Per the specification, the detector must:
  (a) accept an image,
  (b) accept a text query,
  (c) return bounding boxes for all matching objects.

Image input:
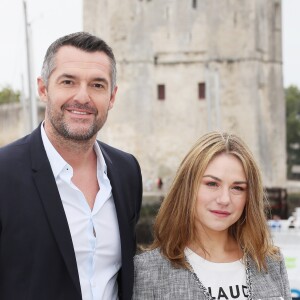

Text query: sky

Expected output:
[0,0,82,94]
[0,0,299,96]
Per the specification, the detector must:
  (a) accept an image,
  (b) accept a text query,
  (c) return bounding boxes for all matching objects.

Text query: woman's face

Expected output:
[195,153,247,235]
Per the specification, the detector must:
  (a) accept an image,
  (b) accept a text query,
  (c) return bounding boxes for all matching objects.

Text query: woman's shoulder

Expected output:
[265,249,285,270]
[134,248,168,266]
[133,248,174,283]
[249,250,291,300]
[248,248,284,270]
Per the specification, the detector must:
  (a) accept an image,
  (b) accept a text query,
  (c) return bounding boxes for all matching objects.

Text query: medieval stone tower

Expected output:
[83,0,286,192]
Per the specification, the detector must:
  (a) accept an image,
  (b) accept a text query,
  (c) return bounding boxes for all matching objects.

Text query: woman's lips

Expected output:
[210,210,230,217]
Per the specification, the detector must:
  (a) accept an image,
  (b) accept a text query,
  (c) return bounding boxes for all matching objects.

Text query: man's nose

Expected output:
[73,85,91,103]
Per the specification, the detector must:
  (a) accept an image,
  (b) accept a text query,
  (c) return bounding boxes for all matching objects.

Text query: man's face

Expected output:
[38,45,117,142]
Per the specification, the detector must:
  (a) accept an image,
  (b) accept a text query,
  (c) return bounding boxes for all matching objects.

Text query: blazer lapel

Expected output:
[100,145,131,251]
[29,127,82,297]
[101,146,129,232]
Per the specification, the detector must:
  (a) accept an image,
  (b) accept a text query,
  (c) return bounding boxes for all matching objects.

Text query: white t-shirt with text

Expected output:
[185,248,248,300]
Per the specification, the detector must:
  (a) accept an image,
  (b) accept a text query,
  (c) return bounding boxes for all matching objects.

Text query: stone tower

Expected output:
[83,0,286,192]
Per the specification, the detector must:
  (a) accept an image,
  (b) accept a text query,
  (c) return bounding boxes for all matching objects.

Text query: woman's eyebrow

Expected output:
[203,175,221,181]
[203,175,247,185]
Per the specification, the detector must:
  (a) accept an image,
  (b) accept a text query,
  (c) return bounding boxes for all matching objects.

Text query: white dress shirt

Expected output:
[41,125,121,300]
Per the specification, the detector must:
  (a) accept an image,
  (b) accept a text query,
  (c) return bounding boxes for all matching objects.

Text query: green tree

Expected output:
[286,85,300,178]
[0,86,20,104]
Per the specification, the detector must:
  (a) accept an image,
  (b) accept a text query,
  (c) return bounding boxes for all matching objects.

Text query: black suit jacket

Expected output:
[0,125,142,300]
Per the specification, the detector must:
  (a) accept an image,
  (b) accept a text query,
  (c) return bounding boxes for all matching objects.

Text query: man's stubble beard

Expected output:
[46,98,109,142]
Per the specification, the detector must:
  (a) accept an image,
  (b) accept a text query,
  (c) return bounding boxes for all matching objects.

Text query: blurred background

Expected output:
[0,0,300,296]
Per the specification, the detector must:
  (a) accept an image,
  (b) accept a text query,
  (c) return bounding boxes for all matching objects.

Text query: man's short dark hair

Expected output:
[41,32,116,91]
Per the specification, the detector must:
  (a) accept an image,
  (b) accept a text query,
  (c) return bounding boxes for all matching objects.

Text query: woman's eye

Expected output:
[207,182,218,187]
[232,186,245,192]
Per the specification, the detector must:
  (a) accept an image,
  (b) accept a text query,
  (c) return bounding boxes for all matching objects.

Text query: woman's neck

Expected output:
[188,231,243,263]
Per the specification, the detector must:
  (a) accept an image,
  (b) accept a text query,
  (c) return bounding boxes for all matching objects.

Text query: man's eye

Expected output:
[93,83,104,89]
[62,80,73,85]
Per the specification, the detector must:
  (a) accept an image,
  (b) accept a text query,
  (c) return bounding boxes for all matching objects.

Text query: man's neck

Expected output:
[45,125,97,167]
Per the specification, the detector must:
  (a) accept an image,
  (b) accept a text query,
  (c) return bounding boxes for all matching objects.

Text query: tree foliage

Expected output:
[286,85,300,178]
[0,86,20,104]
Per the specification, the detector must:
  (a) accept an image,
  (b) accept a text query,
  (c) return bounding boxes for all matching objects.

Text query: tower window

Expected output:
[198,82,205,99]
[158,84,165,100]
[192,0,197,9]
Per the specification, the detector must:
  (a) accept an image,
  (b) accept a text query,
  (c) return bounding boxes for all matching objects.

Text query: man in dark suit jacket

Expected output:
[0,32,142,300]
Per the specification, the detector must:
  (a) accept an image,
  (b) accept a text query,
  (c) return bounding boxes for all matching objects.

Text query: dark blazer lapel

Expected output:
[101,146,130,240]
[100,145,133,259]
[29,127,82,297]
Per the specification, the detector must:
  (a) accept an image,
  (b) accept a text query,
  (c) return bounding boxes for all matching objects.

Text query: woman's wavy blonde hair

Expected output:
[151,132,278,271]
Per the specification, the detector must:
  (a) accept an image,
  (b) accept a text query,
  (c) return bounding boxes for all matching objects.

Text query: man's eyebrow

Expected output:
[93,77,109,85]
[56,73,77,81]
[56,74,109,85]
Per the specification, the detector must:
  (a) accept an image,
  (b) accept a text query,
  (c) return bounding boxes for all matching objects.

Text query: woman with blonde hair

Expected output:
[133,132,291,300]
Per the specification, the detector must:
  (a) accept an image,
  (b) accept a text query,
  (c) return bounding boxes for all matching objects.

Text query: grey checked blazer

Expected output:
[132,248,292,300]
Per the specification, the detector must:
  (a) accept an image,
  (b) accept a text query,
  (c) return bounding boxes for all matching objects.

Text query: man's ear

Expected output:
[37,77,48,103]
[108,86,118,110]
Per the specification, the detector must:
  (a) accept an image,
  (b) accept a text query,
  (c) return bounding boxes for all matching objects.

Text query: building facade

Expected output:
[83,0,286,192]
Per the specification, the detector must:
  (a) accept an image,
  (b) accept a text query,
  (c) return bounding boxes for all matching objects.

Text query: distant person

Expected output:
[270,214,282,231]
[288,218,296,229]
[133,132,291,300]
[157,177,163,190]
[0,32,142,300]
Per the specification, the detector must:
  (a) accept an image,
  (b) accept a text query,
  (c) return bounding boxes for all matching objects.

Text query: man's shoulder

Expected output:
[97,140,132,158]
[97,141,141,169]
[0,126,41,155]
[0,127,42,168]
[0,134,31,157]
[0,134,34,180]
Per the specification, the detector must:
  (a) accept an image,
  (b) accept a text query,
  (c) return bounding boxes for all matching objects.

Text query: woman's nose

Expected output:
[216,188,230,205]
